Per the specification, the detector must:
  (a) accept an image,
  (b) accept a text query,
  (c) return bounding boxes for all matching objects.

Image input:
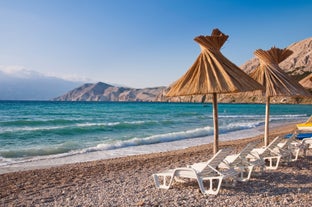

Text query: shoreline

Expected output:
[0,122,297,175]
[1,123,311,206]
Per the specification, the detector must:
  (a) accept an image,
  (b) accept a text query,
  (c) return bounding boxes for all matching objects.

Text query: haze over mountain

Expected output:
[0,68,82,100]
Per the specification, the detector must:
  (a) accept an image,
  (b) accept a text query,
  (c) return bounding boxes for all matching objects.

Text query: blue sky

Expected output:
[0,0,311,88]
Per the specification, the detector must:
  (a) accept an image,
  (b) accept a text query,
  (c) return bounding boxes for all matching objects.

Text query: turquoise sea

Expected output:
[0,101,311,172]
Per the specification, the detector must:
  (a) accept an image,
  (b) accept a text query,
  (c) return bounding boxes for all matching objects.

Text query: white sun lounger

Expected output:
[152,148,238,195]
[248,136,288,170]
[282,132,310,161]
[219,140,264,182]
[274,135,295,162]
[302,137,312,153]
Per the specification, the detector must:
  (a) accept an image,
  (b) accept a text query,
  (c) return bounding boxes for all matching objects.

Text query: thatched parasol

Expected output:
[166,29,263,154]
[250,47,311,146]
[299,73,312,90]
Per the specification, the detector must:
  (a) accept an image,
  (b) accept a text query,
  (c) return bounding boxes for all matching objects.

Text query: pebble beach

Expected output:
[1,124,311,207]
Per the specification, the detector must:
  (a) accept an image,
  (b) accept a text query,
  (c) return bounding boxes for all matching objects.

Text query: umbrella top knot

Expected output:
[254,47,293,66]
[194,28,229,51]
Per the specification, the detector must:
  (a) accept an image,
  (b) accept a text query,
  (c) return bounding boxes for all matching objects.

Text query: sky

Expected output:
[0,0,311,88]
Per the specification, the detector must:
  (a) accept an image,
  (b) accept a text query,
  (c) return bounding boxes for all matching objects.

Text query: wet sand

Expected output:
[1,124,311,206]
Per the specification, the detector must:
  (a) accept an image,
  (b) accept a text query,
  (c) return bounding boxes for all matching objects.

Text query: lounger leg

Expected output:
[265,157,280,170]
[197,177,223,195]
[259,165,265,174]
[236,166,250,182]
[303,148,307,157]
[300,145,309,159]
[289,151,293,162]
[292,149,299,161]
[152,173,174,189]
[253,159,265,175]
[241,166,254,181]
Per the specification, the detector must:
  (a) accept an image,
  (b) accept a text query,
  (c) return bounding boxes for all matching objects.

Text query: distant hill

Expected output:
[53,82,166,102]
[54,37,312,103]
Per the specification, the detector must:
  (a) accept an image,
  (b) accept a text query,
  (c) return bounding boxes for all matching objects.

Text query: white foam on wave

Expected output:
[0,120,149,134]
[76,122,120,127]
[76,120,148,127]
[88,126,214,151]
[226,120,263,130]
[219,114,264,118]
[0,125,67,133]
[269,114,307,121]
[87,118,268,152]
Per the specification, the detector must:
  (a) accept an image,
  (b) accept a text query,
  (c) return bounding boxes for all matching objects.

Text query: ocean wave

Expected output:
[0,120,154,134]
[0,125,67,133]
[218,114,264,118]
[86,118,269,152]
[76,122,121,127]
[0,141,81,159]
[0,119,78,127]
[76,120,147,127]
[226,120,264,130]
[218,114,306,119]
[269,114,308,120]
[85,126,214,151]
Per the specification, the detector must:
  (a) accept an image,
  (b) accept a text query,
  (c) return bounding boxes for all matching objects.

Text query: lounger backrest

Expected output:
[279,133,297,150]
[231,140,260,166]
[303,138,312,148]
[260,136,284,157]
[267,136,284,149]
[199,148,233,175]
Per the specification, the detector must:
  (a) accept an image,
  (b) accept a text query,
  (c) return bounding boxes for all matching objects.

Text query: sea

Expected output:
[0,101,311,173]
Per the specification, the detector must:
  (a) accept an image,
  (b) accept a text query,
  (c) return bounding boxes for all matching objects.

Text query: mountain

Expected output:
[53,82,166,101]
[0,69,82,100]
[241,37,312,79]
[54,37,312,103]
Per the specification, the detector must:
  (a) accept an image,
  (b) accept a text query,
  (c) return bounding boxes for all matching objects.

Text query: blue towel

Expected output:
[285,133,312,140]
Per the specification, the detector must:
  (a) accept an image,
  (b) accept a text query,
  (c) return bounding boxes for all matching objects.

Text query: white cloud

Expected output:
[44,72,95,83]
[0,65,91,83]
[0,65,43,79]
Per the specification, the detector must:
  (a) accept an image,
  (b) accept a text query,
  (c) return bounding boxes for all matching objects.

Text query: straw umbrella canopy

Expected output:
[166,29,263,154]
[299,73,312,90]
[250,47,311,146]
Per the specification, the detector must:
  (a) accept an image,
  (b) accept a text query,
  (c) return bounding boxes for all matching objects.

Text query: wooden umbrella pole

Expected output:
[212,93,218,154]
[264,96,270,147]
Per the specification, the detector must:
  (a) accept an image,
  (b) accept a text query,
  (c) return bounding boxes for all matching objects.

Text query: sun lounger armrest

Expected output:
[237,155,253,165]
[172,167,201,179]
[175,167,197,171]
[249,151,261,160]
[206,164,223,175]
[221,159,231,168]
[188,162,208,172]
